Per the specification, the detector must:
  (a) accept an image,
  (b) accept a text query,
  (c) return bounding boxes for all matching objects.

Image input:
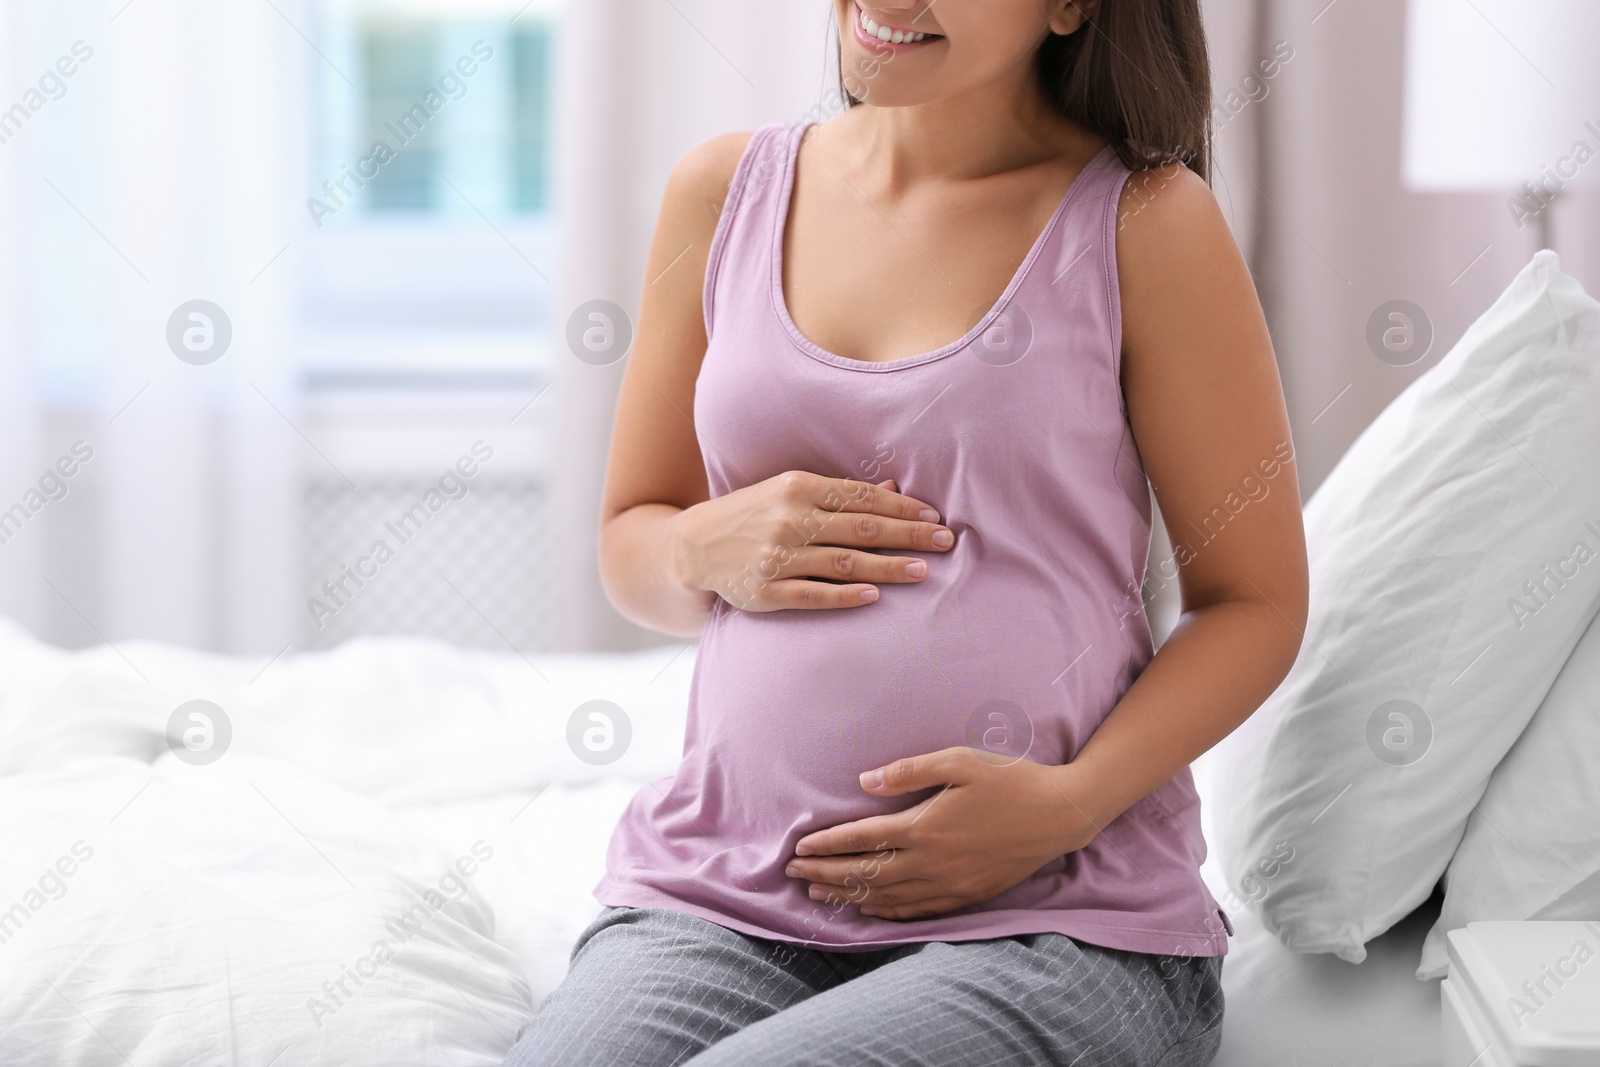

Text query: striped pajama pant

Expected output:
[503,906,1224,1066]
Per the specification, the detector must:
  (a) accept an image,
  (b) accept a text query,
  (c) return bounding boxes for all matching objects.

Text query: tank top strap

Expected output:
[1027,143,1137,373]
[702,121,798,340]
[1075,144,1138,271]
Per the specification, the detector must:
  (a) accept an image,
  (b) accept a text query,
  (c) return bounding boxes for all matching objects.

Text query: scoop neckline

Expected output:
[769,119,1114,373]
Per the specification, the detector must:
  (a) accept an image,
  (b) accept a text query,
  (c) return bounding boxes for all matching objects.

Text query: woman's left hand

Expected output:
[784,748,1105,921]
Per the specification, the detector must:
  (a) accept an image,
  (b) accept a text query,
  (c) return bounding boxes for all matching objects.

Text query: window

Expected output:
[361,26,441,211]
[511,24,553,212]
[305,2,560,344]
[316,3,557,221]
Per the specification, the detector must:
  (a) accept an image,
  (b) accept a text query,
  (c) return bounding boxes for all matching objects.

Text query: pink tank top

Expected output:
[595,118,1231,957]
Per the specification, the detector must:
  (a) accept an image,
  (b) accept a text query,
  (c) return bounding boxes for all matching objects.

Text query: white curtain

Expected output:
[0,7,36,625]
[0,0,304,652]
[0,4,48,632]
[1205,0,1598,490]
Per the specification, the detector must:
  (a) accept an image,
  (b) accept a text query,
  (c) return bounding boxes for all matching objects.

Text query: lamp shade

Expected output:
[1402,0,1600,191]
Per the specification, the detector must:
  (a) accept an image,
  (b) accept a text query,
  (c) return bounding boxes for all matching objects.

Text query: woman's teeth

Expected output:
[858,8,933,43]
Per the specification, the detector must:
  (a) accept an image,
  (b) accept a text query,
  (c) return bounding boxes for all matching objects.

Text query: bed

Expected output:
[0,619,1441,1066]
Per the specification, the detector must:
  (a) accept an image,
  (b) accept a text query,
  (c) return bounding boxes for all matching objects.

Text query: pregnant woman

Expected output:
[507,0,1306,1063]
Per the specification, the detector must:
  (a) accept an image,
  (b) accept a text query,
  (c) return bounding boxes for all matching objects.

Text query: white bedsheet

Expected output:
[1195,751,1442,1065]
[0,753,535,1066]
[1215,899,1442,1066]
[0,619,1441,1065]
[0,622,694,1067]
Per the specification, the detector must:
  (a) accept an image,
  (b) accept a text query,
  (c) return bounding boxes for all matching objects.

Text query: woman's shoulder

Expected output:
[672,130,758,187]
[662,130,762,225]
[1113,158,1231,290]
[1115,159,1214,234]
[1112,156,1255,364]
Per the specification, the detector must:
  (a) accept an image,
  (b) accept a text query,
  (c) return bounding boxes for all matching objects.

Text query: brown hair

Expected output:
[840,1,1213,182]
[1040,0,1212,180]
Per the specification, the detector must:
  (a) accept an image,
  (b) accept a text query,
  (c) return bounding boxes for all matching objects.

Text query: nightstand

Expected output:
[1442,921,1600,1066]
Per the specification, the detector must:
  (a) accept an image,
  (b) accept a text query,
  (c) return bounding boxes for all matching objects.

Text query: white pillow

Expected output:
[1212,251,1600,962]
[0,754,532,1066]
[1418,607,1600,977]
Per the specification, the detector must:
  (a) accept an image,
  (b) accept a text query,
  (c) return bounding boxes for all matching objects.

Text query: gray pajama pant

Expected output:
[503,906,1224,1066]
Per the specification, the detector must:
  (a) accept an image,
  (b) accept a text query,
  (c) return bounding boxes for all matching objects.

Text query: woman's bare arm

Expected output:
[596,132,748,637]
[1064,163,1309,826]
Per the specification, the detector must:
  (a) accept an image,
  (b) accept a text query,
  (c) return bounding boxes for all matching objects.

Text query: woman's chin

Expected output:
[837,76,938,109]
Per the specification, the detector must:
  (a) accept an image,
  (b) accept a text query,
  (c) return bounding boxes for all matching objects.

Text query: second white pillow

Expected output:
[1418,606,1600,978]
[1212,251,1600,962]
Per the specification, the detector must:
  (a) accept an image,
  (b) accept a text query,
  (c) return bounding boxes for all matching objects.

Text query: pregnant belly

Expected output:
[687,582,1085,839]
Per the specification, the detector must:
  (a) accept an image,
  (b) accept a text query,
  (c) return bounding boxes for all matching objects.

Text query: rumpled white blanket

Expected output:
[0,617,693,1067]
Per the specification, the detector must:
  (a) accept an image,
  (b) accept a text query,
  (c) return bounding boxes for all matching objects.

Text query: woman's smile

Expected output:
[853,2,945,52]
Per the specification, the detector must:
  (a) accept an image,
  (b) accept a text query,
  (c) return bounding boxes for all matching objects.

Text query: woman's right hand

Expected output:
[667,472,955,612]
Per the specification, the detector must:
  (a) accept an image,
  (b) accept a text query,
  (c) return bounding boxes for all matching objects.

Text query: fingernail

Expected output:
[860,768,884,789]
[932,529,954,548]
[785,864,802,878]
[918,508,939,523]
[795,844,813,856]
[858,587,879,603]
[906,560,927,578]
[808,886,827,901]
